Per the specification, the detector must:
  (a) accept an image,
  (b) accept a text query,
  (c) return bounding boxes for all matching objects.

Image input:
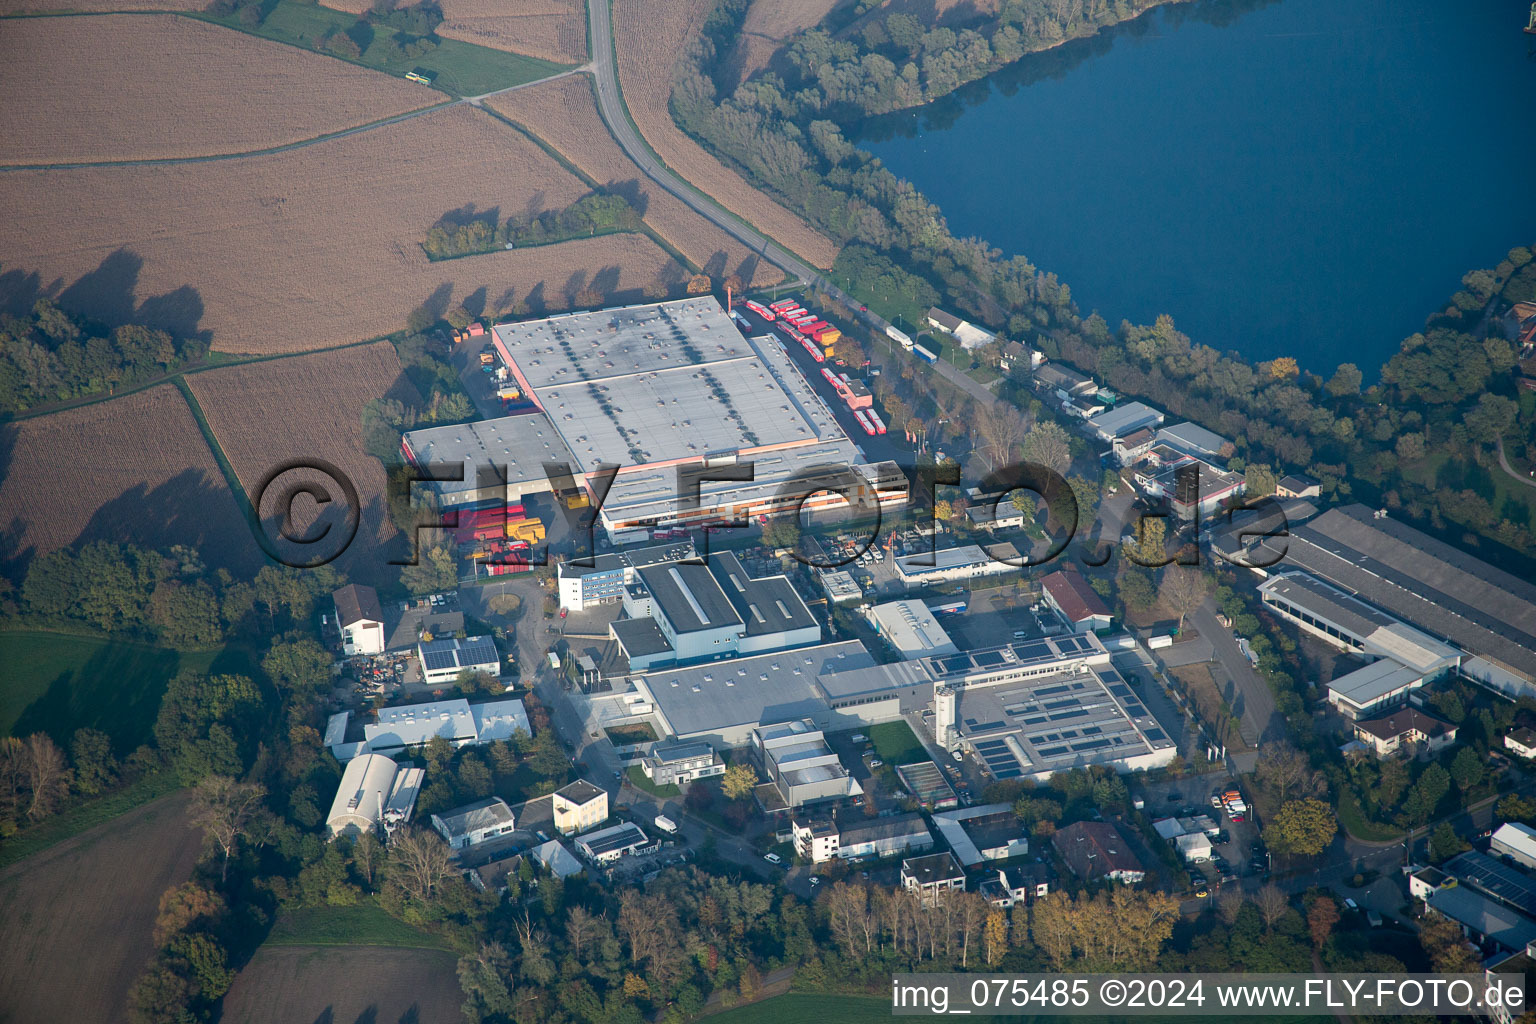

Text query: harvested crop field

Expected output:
[0,384,256,573]
[0,0,202,11]
[490,76,779,286]
[731,0,840,83]
[0,14,438,166]
[0,105,689,355]
[220,946,462,1024]
[611,0,839,269]
[324,0,587,63]
[0,791,198,1024]
[186,341,416,582]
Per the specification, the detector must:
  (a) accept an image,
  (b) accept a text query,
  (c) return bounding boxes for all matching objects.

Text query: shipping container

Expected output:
[769,298,799,311]
[886,325,913,349]
[743,300,775,321]
[853,409,877,435]
[914,343,940,364]
[799,336,826,363]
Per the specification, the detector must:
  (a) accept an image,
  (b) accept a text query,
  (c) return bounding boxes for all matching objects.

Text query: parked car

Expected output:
[764,852,783,865]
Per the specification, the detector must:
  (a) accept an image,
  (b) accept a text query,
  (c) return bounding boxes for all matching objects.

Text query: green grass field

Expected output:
[0,631,236,753]
[703,993,1325,1024]
[265,904,458,952]
[196,1,569,97]
[868,720,927,765]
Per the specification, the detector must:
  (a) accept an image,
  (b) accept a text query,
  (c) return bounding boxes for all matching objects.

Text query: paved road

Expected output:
[1189,600,1282,746]
[581,0,1014,418]
[1497,439,1536,489]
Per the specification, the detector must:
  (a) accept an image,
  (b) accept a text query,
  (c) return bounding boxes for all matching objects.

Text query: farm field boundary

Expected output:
[478,101,701,274]
[187,0,571,97]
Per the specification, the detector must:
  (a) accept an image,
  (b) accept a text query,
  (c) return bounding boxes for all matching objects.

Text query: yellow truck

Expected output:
[508,517,546,543]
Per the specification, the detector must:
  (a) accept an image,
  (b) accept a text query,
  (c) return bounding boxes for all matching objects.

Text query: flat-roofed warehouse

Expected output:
[1256,505,1536,695]
[931,634,1177,780]
[484,297,906,541]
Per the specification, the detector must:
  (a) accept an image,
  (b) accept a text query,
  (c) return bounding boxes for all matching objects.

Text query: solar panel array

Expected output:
[1447,851,1536,917]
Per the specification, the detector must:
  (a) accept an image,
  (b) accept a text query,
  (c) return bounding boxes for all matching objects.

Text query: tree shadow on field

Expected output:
[459,286,488,318]
[604,178,648,217]
[398,1006,421,1024]
[352,1007,378,1024]
[703,251,728,280]
[432,203,500,232]
[11,642,181,754]
[77,468,263,575]
[591,266,620,297]
[310,1010,334,1024]
[0,250,210,348]
[525,282,546,314]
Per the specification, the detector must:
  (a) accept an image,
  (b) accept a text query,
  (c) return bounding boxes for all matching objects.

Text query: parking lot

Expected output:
[1134,773,1268,891]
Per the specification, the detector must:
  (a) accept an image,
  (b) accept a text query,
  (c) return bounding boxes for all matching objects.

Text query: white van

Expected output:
[654,815,678,835]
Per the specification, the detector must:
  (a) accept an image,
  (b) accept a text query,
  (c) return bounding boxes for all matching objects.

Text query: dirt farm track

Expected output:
[0,791,198,1024]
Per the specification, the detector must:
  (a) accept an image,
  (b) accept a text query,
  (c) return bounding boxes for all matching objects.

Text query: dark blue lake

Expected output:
[858,0,1536,376]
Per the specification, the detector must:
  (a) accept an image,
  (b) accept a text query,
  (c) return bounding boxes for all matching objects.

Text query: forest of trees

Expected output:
[423,194,643,261]
[0,299,208,413]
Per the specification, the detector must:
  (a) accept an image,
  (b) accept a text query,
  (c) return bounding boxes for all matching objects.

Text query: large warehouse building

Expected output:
[621,631,1174,781]
[1249,505,1536,697]
[403,298,906,541]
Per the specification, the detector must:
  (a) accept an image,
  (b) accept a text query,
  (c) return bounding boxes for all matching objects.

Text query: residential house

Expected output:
[1352,708,1457,756]
[1276,474,1321,500]
[552,780,609,836]
[1112,428,1158,466]
[641,741,725,787]
[978,864,1052,908]
[901,852,966,903]
[1506,728,1536,759]
[334,584,385,656]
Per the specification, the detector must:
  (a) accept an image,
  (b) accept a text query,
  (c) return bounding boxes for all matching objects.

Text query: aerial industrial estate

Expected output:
[5,1,1536,1022]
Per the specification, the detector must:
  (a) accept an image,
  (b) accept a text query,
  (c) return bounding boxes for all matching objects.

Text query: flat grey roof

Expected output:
[636,642,872,737]
[954,660,1173,779]
[1327,658,1426,707]
[493,298,847,470]
[709,551,816,636]
[1260,572,1458,674]
[401,412,568,496]
[650,740,715,763]
[556,779,605,805]
[611,617,674,658]
[1155,421,1231,456]
[839,812,930,844]
[560,541,697,579]
[1278,505,1536,681]
[638,562,741,634]
[1089,401,1163,439]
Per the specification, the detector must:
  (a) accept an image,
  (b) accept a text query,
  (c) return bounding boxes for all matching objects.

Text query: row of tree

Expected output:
[423,194,643,261]
[0,298,207,413]
[16,540,342,647]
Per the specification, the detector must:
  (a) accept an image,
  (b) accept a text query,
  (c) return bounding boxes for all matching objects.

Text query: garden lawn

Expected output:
[0,631,232,753]
[627,764,680,798]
